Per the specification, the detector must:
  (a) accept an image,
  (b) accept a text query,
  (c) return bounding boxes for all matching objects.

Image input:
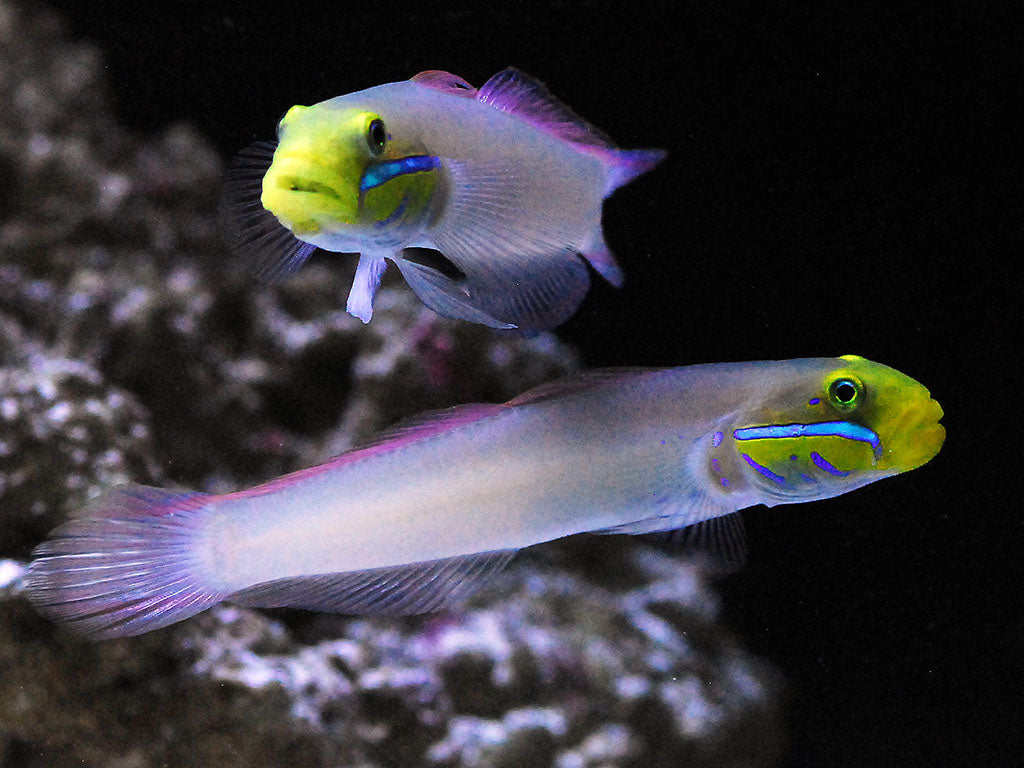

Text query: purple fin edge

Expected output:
[599,147,668,197]
[412,70,478,98]
[24,486,224,639]
[231,403,508,499]
[475,68,666,196]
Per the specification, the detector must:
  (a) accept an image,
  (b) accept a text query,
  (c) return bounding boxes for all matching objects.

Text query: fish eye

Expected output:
[367,118,386,155]
[828,377,863,410]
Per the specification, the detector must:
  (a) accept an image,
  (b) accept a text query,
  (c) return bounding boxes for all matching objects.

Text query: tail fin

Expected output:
[24,485,225,639]
[602,147,667,197]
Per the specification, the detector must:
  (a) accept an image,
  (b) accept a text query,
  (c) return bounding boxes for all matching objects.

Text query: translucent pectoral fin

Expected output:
[221,141,318,281]
[395,255,517,329]
[601,511,747,575]
[230,550,517,615]
[420,159,593,331]
[648,513,747,575]
[345,254,389,323]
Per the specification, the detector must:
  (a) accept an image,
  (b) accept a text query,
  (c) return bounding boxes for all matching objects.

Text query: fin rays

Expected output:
[221,141,318,281]
[219,69,663,329]
[23,485,224,639]
[232,550,516,615]
[412,159,593,330]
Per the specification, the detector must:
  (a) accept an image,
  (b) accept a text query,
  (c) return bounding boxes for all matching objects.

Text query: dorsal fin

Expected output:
[508,367,662,407]
[412,70,478,98]
[232,402,507,499]
[477,67,616,151]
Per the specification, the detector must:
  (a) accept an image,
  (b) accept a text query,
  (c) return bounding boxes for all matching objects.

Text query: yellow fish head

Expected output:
[261,104,439,241]
[832,355,945,474]
[728,356,944,502]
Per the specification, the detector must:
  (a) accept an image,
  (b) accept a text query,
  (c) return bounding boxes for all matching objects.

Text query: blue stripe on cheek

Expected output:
[733,420,882,460]
[807,421,881,460]
[741,453,787,486]
[811,451,851,477]
[360,155,441,193]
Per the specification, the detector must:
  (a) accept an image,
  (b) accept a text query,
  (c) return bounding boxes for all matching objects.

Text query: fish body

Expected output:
[25,356,944,638]
[222,68,666,330]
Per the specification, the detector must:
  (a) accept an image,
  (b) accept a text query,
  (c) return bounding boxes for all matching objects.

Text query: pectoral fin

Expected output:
[407,158,592,331]
[221,141,318,281]
[602,512,747,575]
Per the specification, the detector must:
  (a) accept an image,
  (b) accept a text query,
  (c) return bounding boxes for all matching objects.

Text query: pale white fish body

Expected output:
[205,368,752,592]
[306,81,607,257]
[24,357,944,638]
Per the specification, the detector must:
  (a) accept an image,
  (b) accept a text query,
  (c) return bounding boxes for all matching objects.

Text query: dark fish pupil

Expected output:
[832,381,857,403]
[368,119,386,153]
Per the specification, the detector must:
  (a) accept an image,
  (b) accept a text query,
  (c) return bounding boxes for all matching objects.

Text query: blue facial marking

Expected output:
[741,453,787,486]
[811,451,850,477]
[360,155,440,193]
[809,397,821,405]
[713,431,723,447]
[733,420,881,460]
[373,191,410,228]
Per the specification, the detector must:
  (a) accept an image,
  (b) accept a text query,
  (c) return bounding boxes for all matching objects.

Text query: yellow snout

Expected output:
[876,396,945,472]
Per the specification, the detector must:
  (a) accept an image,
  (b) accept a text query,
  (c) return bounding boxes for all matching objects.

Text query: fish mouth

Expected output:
[878,396,945,472]
[266,155,344,199]
[261,154,357,232]
[275,176,342,199]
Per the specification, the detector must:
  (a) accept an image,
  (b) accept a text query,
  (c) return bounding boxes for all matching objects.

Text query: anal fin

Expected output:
[230,550,517,615]
[395,256,516,329]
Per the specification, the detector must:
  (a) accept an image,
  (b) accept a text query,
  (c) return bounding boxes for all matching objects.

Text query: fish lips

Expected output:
[875,396,945,472]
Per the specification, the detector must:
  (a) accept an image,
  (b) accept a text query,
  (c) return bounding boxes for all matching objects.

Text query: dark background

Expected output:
[37,1,1019,766]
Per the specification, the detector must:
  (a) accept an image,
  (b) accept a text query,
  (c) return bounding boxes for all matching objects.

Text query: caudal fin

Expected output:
[602,147,667,197]
[24,486,225,639]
